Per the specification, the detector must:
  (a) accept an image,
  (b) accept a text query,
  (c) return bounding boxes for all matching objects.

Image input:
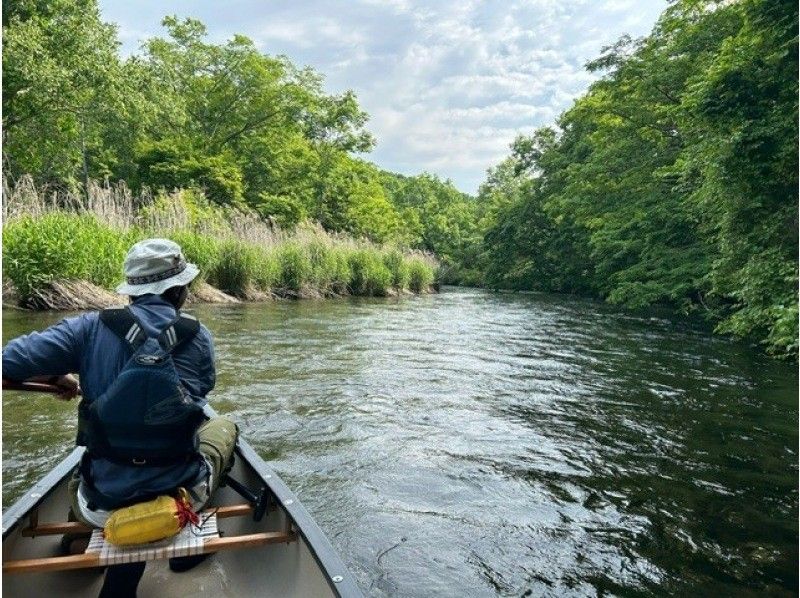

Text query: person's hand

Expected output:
[49,374,81,400]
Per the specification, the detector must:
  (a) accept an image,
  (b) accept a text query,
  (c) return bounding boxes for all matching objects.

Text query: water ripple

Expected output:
[3,288,797,596]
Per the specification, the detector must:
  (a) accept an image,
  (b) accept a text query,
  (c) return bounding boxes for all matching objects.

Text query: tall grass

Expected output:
[408,257,436,292]
[3,213,134,297]
[2,176,438,302]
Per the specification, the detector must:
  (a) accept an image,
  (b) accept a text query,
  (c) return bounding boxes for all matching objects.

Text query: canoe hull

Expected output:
[3,442,362,597]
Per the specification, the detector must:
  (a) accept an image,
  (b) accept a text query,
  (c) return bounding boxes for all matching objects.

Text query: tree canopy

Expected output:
[471,0,797,357]
[2,3,470,253]
[3,0,796,356]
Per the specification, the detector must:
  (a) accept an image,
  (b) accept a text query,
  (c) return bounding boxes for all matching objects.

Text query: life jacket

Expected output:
[77,306,205,467]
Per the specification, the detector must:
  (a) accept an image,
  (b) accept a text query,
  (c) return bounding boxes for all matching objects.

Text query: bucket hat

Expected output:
[115,238,199,296]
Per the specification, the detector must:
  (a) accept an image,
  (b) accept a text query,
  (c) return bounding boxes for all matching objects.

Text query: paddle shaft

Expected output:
[2,380,69,394]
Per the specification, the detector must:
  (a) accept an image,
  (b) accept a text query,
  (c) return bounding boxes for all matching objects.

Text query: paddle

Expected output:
[2,380,63,394]
[3,378,145,593]
[2,379,82,399]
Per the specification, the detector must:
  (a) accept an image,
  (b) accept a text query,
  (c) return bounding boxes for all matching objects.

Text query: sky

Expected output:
[99,0,666,195]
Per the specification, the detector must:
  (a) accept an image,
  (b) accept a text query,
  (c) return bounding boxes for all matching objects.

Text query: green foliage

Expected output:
[316,155,402,243]
[206,239,281,296]
[139,188,230,233]
[1,0,468,284]
[8,0,793,358]
[303,240,344,294]
[167,231,220,280]
[275,243,312,292]
[208,240,258,295]
[383,249,411,289]
[479,0,798,358]
[3,214,133,297]
[3,0,126,188]
[407,258,435,293]
[382,172,479,262]
[256,193,307,229]
[251,249,281,292]
[136,141,245,207]
[328,247,353,295]
[347,249,392,296]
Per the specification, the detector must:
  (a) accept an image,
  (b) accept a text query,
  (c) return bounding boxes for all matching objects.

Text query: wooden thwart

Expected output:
[4,530,296,574]
[20,504,254,537]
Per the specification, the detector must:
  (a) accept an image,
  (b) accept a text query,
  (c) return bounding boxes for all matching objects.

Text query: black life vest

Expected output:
[77,306,205,467]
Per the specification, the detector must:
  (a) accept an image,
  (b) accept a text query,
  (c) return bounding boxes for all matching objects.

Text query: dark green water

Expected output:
[3,288,797,596]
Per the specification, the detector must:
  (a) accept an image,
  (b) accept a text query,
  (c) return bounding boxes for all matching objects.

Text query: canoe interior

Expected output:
[2,452,337,598]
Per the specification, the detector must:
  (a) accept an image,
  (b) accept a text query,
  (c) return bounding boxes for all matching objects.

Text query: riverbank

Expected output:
[2,178,437,310]
[1,277,430,311]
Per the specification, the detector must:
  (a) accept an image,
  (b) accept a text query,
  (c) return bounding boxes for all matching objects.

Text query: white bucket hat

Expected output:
[115,238,199,296]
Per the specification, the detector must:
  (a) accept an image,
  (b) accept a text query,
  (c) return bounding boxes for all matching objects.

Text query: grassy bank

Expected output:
[2,177,437,306]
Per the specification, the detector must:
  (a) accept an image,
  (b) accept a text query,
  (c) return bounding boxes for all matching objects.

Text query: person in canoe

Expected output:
[2,238,239,597]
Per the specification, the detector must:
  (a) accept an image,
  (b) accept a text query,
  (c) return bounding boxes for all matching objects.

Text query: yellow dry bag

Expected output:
[104,488,199,546]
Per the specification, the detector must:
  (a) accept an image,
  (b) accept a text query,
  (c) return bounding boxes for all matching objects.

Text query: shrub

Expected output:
[407,257,435,292]
[276,243,312,292]
[383,249,411,289]
[348,249,392,296]
[3,214,132,297]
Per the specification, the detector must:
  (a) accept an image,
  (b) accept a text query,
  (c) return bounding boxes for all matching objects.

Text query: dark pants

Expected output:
[98,562,146,598]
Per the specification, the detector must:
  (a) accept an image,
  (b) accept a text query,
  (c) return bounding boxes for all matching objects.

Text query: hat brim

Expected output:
[115,263,200,296]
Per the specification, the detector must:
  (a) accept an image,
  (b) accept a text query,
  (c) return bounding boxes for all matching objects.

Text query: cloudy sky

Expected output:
[99,0,665,194]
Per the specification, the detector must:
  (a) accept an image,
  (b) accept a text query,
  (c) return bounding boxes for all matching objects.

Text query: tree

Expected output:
[479,0,798,356]
[3,0,125,190]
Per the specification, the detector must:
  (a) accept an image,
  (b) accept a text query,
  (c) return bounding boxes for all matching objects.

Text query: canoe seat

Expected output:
[4,504,295,575]
[85,513,220,566]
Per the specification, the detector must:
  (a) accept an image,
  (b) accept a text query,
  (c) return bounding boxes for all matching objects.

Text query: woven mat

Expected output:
[85,515,218,566]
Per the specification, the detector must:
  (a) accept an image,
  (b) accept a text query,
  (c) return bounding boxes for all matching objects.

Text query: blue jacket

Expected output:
[2,295,215,509]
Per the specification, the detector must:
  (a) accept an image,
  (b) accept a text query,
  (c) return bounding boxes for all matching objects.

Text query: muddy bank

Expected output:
[2,279,434,311]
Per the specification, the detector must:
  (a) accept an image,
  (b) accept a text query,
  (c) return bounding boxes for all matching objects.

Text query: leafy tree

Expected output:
[135,17,375,215]
[3,0,125,189]
[678,0,798,354]
[134,140,245,207]
[479,0,797,356]
[315,155,401,242]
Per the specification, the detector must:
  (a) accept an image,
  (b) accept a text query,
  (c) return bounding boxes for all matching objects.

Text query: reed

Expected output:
[2,177,438,303]
[348,249,393,296]
[383,248,411,289]
[407,256,436,292]
[3,213,134,297]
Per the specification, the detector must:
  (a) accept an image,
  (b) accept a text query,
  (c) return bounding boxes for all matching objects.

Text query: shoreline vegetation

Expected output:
[3,1,796,359]
[2,177,438,310]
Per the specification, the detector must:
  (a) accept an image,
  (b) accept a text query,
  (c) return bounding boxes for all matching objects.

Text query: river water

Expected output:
[2,288,797,596]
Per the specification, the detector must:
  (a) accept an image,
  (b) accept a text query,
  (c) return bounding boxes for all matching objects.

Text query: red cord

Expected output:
[175,496,200,528]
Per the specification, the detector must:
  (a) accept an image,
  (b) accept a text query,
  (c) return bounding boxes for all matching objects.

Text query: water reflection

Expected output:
[3,289,797,596]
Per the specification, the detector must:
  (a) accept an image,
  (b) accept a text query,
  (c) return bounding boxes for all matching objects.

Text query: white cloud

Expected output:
[99,0,666,193]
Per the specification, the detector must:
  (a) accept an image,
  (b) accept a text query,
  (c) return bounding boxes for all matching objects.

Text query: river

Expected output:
[3,288,797,596]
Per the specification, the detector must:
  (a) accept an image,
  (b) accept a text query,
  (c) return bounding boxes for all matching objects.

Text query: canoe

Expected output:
[2,410,363,597]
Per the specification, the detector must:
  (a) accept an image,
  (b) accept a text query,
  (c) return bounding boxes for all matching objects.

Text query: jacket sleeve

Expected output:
[2,315,88,381]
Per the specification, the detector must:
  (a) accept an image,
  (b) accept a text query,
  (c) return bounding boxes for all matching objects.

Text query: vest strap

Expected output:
[100,308,200,353]
[157,313,200,353]
[99,307,146,351]
[93,451,197,468]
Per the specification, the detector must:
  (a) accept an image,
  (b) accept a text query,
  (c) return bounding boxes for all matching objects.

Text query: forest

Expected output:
[469,0,798,358]
[3,0,797,356]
